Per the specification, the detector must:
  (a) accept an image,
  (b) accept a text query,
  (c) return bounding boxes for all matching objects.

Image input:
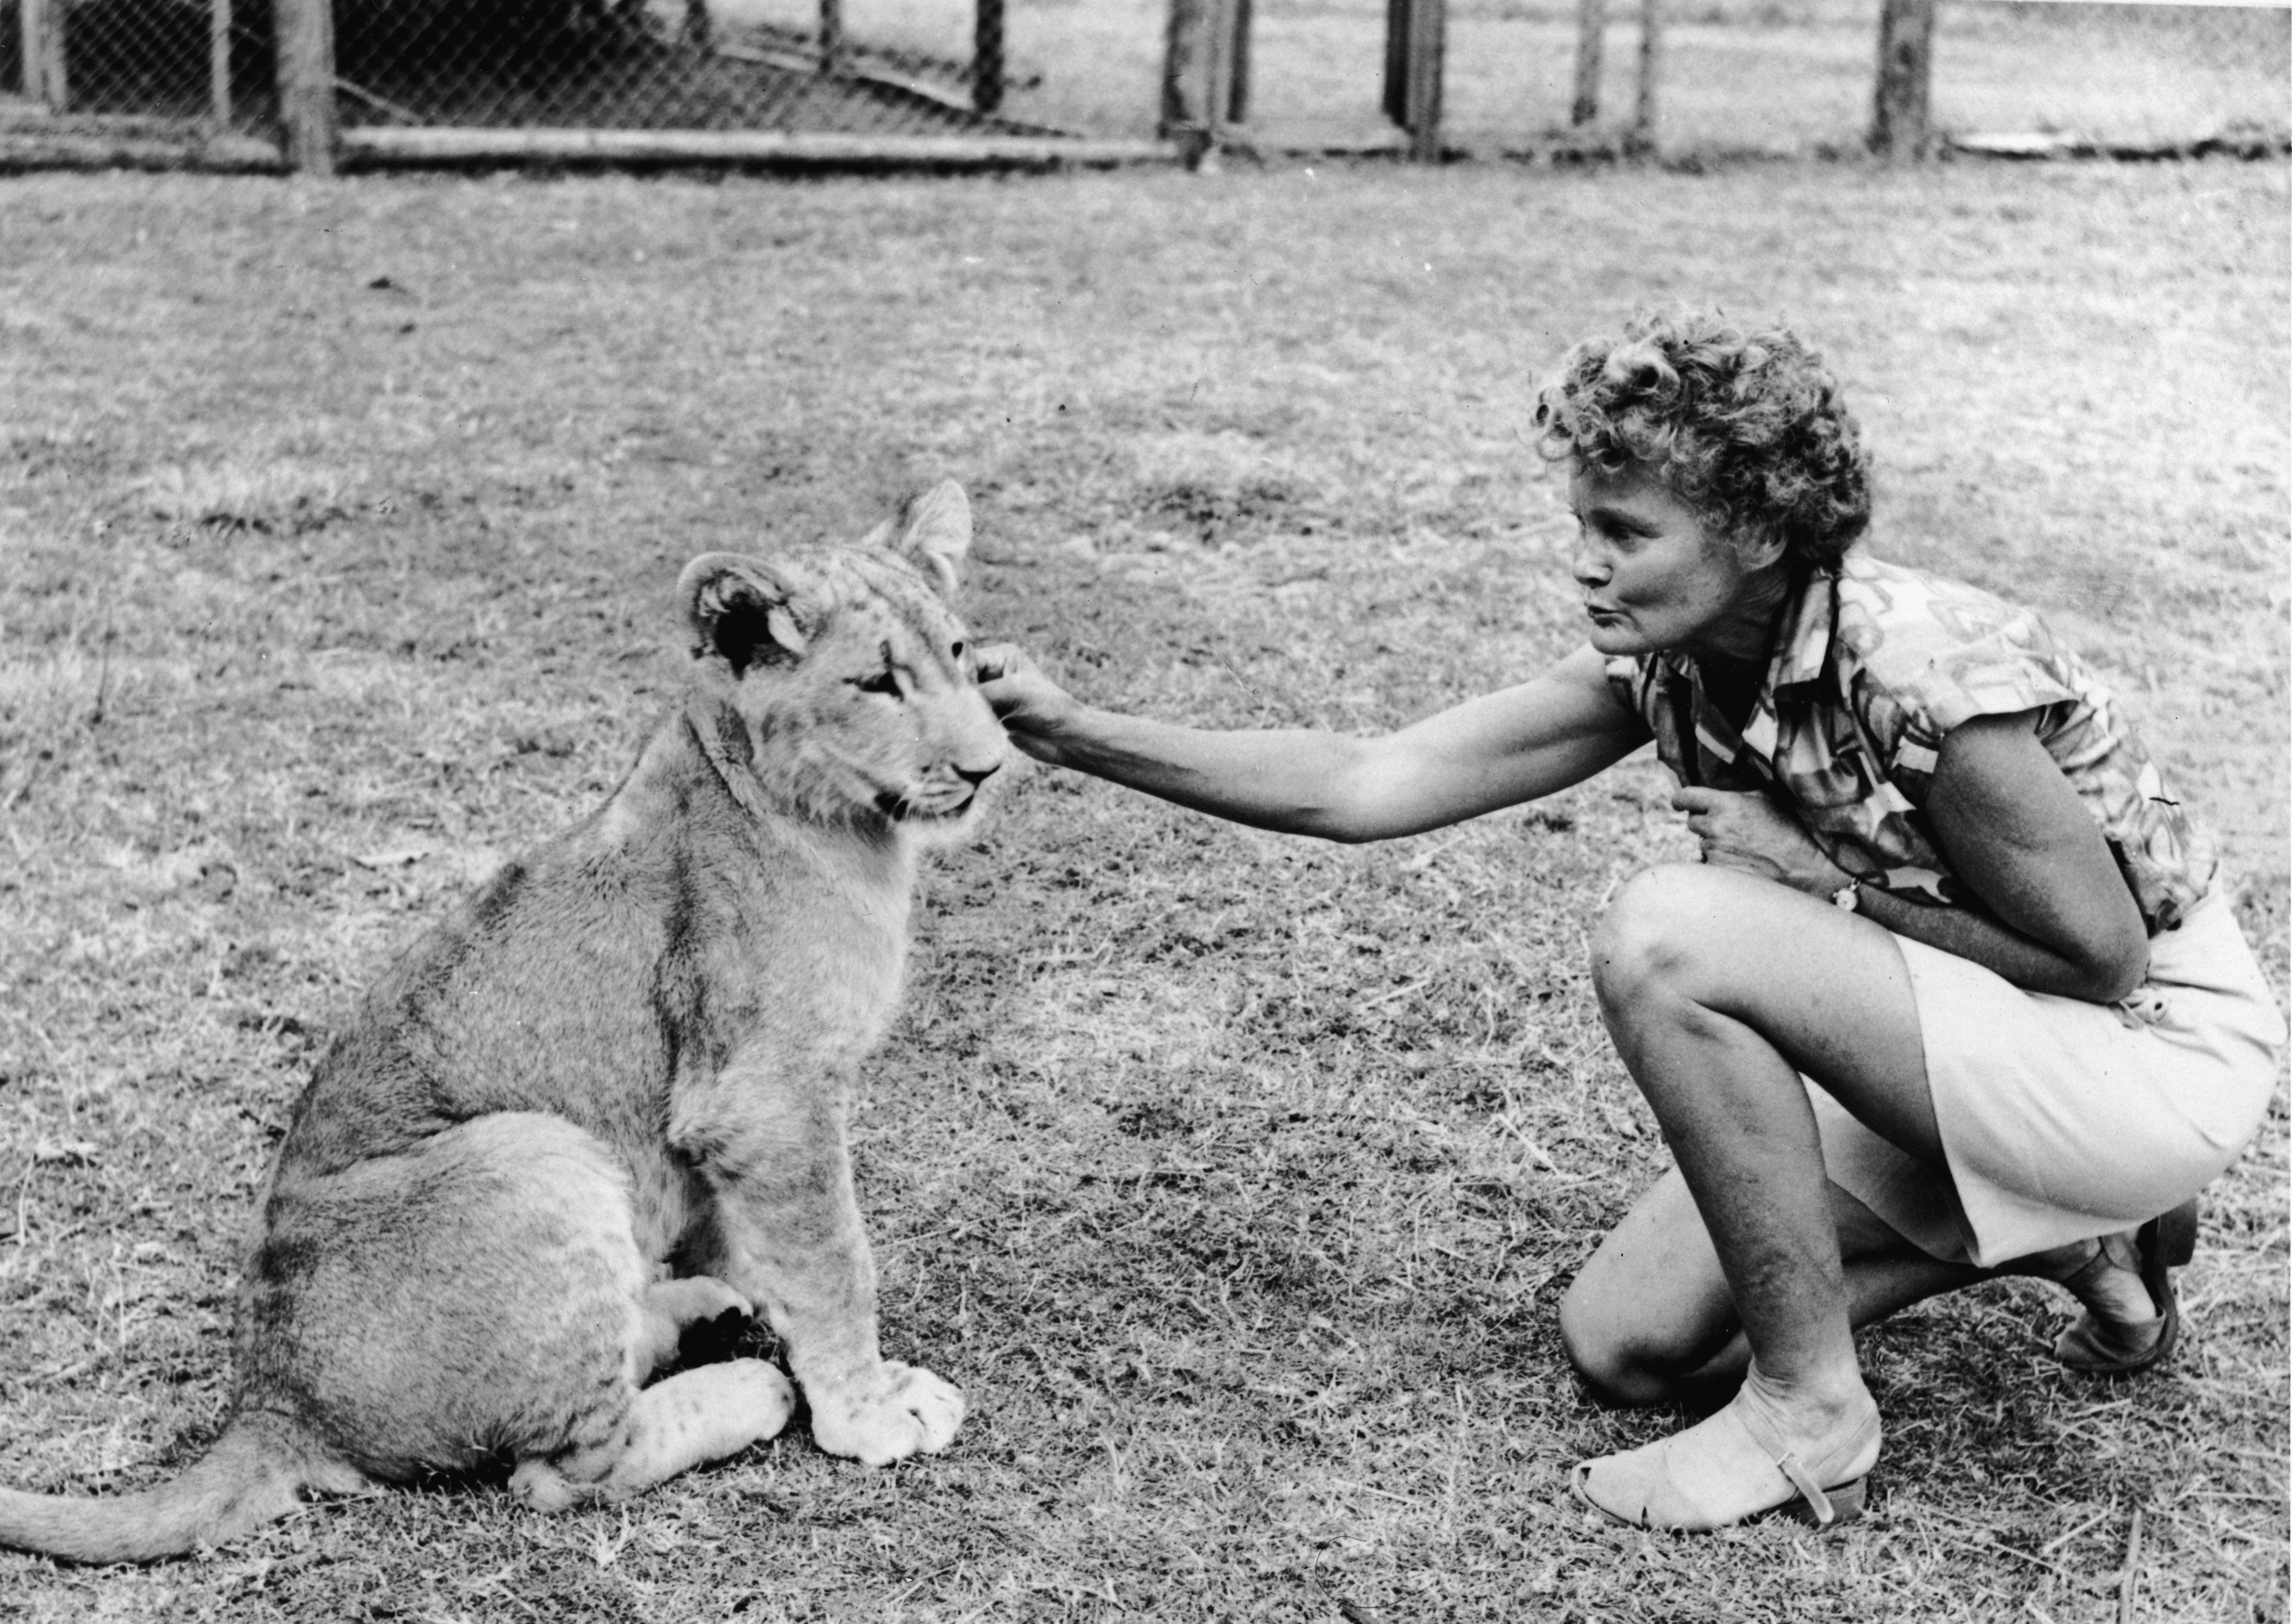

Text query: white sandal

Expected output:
[1572,1368,1881,1533]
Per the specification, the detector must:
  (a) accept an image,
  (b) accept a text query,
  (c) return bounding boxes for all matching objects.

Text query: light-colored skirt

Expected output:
[1808,892,2285,1269]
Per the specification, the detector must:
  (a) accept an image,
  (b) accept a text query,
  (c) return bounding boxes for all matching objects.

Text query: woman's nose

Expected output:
[1570,538,1611,586]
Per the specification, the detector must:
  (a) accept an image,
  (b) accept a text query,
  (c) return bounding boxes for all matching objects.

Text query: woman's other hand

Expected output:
[972,642,1077,763]
[1672,786,1847,896]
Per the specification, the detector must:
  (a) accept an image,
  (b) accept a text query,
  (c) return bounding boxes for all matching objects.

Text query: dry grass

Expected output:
[0,158,2284,1621]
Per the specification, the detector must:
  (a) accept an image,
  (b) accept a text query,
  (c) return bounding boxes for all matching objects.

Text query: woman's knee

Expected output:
[1557,1273,1686,1407]
[1558,1167,1738,1406]
[1589,863,1733,1014]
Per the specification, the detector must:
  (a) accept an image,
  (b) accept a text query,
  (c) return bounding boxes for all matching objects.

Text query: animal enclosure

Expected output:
[2,0,2285,168]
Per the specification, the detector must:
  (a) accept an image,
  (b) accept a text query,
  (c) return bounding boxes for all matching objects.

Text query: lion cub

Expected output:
[0,481,1006,1563]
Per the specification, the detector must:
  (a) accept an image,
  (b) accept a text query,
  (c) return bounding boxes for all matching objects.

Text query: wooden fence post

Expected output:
[1381,0,1444,161]
[973,0,1004,114]
[1382,0,1405,125]
[1224,0,1250,125]
[22,0,68,110]
[211,0,233,127]
[1161,0,1207,148]
[818,0,843,73]
[16,0,35,102]
[274,0,336,174]
[17,0,41,105]
[1162,0,1247,163]
[1630,0,1660,153]
[1406,0,1443,161]
[1570,0,1605,127]
[1870,0,1934,159]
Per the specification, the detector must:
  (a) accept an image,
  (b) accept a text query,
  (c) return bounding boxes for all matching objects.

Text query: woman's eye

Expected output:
[855,670,901,697]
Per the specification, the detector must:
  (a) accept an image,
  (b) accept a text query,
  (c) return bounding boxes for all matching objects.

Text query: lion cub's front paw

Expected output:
[808,1361,965,1466]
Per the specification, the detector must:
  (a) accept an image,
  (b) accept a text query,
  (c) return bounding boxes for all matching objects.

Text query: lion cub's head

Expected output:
[677,480,1006,837]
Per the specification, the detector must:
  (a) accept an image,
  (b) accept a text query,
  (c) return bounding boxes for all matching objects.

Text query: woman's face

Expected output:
[1566,459,1787,663]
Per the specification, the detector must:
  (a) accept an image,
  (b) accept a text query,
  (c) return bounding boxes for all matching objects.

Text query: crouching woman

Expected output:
[976,310,2283,1532]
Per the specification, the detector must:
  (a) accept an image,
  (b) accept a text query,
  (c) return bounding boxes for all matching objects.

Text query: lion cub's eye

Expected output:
[950,640,966,663]
[854,669,902,697]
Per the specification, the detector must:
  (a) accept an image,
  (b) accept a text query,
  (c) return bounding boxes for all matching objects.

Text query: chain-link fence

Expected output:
[1236,0,2288,157]
[4,0,275,127]
[2,0,1167,148]
[321,0,1163,140]
[2,0,2282,163]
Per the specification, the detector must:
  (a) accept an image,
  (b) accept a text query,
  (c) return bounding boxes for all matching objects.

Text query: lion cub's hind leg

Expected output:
[510,1361,794,1511]
[251,1114,790,1512]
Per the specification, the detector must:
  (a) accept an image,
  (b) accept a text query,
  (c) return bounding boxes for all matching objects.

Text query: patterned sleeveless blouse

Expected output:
[1605,553,2217,935]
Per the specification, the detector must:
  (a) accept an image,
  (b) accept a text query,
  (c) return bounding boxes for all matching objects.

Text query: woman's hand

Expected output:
[1672,786,1848,897]
[972,642,1080,764]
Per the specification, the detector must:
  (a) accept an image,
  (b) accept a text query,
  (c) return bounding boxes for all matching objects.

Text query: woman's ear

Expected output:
[1730,523,1791,574]
[678,553,809,680]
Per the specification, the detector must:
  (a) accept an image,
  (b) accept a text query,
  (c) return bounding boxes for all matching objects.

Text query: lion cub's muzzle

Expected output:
[880,690,1007,826]
[880,756,1000,824]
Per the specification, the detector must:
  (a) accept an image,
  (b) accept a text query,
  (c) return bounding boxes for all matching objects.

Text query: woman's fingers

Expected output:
[970,641,1026,684]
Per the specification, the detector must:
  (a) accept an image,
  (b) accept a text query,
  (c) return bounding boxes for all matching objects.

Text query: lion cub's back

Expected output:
[275,826,691,1177]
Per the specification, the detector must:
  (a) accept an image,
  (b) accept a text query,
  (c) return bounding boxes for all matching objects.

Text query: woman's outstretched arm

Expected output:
[975,641,1650,844]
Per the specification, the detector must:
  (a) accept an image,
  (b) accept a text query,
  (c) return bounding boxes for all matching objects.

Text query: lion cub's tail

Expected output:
[0,1412,352,1564]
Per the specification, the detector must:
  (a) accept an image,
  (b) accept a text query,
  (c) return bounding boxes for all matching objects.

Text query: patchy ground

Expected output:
[0,158,2284,1621]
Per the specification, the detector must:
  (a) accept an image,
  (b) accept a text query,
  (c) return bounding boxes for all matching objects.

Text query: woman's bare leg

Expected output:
[1556,860,2029,1526]
[1587,863,1946,1430]
[1563,1163,2174,1413]
[1561,1168,1989,1409]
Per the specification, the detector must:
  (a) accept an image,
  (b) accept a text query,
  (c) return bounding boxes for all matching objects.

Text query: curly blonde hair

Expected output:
[1531,310,1871,570]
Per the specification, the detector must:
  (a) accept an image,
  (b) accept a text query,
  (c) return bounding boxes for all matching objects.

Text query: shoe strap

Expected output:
[1731,1397,1839,1528]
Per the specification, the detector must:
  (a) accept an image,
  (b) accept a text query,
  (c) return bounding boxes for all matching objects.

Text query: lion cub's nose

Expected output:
[955,761,1001,789]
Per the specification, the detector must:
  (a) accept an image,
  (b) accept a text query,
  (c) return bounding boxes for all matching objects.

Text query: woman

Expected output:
[974,311,2283,1532]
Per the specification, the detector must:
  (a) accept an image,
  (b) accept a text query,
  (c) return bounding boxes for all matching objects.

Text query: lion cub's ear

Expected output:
[679,553,809,681]
[883,480,971,600]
